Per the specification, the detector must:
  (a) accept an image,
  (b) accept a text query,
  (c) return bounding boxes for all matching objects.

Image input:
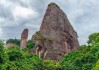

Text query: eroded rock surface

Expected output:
[32,3,79,61]
[20,29,28,48]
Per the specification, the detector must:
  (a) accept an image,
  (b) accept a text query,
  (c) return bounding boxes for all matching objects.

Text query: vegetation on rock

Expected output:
[32,31,44,40]
[48,2,60,8]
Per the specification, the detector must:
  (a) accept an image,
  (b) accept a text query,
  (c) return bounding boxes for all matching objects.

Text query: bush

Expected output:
[92,60,99,70]
[43,60,62,70]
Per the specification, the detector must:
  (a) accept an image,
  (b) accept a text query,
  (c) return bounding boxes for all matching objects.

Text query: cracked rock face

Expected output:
[33,3,79,61]
[20,29,28,49]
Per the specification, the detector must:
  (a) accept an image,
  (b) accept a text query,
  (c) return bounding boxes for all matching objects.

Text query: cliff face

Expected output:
[32,3,79,61]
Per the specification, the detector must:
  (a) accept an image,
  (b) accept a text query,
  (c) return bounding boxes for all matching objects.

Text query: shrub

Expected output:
[26,40,35,49]
[43,60,61,70]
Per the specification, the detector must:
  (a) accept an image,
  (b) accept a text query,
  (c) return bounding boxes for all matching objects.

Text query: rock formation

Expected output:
[20,29,28,49]
[6,43,16,48]
[32,2,79,61]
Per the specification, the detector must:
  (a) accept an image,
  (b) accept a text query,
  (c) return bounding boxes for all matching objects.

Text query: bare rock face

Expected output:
[32,3,79,61]
[20,29,28,49]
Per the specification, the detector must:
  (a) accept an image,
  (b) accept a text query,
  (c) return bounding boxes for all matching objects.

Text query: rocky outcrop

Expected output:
[20,29,28,48]
[6,43,16,48]
[32,2,79,61]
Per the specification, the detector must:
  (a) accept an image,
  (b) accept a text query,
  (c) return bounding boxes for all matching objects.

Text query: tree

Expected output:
[26,40,35,49]
[87,33,99,45]
[0,41,4,64]
[6,39,20,46]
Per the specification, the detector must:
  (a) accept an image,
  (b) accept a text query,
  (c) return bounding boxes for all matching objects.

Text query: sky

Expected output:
[0,0,99,45]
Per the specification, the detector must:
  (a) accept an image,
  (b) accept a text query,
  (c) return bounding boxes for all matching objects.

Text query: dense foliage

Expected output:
[26,40,35,49]
[0,42,43,70]
[92,60,99,70]
[87,33,99,45]
[43,60,61,70]
[1,32,99,70]
[60,32,99,70]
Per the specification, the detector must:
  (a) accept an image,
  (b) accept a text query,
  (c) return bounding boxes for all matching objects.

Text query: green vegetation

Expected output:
[26,40,35,49]
[60,45,98,70]
[32,31,43,40]
[93,60,99,70]
[0,44,43,70]
[6,39,20,46]
[6,39,35,49]
[43,60,61,70]
[33,31,52,44]
[60,32,99,70]
[48,2,60,8]
[1,32,99,70]
[87,33,99,45]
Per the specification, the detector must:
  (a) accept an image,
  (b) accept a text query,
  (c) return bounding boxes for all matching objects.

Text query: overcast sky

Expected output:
[0,0,99,45]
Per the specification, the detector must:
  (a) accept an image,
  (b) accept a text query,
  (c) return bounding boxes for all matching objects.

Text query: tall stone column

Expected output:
[20,29,28,49]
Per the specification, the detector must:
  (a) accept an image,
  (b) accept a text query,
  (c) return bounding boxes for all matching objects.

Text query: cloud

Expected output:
[0,0,99,45]
[13,6,39,19]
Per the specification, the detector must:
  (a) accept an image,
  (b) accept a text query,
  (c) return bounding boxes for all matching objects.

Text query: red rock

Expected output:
[32,2,79,61]
[20,29,28,49]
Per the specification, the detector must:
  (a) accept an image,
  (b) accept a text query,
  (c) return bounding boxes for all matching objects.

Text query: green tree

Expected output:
[0,41,4,64]
[6,39,20,46]
[87,33,99,45]
[26,40,35,49]
[0,40,4,54]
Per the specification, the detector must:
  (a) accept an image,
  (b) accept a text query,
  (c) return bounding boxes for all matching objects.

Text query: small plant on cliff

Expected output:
[32,31,43,40]
[48,2,60,8]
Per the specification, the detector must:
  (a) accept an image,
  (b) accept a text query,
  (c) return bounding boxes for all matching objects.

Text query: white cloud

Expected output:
[13,6,39,18]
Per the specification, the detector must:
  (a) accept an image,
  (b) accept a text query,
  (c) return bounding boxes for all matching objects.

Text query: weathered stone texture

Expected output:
[6,43,16,48]
[20,29,28,48]
[32,3,79,61]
